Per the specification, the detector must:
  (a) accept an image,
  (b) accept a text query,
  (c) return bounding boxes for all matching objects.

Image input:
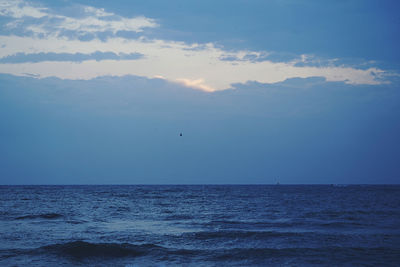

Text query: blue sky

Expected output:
[0,0,399,184]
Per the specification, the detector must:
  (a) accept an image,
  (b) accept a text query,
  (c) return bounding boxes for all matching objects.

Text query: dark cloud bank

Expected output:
[0,51,144,63]
[0,74,399,184]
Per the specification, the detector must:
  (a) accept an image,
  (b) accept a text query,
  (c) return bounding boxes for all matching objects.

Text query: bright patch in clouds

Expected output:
[176,78,215,92]
[0,0,390,91]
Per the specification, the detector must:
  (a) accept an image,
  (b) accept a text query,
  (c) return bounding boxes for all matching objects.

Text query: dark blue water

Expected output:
[0,185,399,266]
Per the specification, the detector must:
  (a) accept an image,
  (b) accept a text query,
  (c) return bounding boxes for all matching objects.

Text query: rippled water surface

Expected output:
[0,185,399,266]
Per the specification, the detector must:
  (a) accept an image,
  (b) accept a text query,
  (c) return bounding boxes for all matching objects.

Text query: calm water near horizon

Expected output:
[0,185,399,266]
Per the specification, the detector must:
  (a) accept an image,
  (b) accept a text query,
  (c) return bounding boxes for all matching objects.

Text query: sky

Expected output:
[0,0,399,184]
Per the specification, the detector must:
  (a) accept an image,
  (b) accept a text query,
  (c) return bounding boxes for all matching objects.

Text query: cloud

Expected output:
[82,6,113,18]
[0,1,392,91]
[0,51,143,63]
[0,35,388,91]
[0,0,47,18]
[219,51,270,63]
[52,15,157,36]
[1,0,158,39]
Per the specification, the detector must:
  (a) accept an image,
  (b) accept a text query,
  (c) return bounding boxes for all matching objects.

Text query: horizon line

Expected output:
[1,183,399,186]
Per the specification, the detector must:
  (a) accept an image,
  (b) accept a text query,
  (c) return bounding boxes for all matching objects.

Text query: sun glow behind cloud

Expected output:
[0,0,390,92]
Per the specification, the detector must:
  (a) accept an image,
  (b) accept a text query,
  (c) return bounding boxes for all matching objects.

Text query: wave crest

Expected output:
[42,241,160,259]
[15,213,63,220]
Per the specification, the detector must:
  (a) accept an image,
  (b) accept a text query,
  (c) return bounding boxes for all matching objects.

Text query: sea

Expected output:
[0,185,399,266]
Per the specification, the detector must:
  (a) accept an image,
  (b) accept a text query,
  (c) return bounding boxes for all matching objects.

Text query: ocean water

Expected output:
[0,185,399,266]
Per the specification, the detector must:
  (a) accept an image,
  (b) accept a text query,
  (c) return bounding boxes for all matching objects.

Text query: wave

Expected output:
[38,241,198,259]
[15,213,63,220]
[65,219,87,224]
[41,241,159,259]
[0,241,199,260]
[206,246,400,266]
[1,242,399,264]
[319,221,364,228]
[185,230,302,240]
[211,246,400,263]
[209,219,301,228]
[165,214,193,220]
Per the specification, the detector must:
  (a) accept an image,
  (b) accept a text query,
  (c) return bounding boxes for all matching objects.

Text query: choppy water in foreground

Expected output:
[0,185,399,266]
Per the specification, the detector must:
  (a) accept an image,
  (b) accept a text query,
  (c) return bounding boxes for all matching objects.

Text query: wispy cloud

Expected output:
[219,51,270,63]
[0,0,47,18]
[1,0,158,38]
